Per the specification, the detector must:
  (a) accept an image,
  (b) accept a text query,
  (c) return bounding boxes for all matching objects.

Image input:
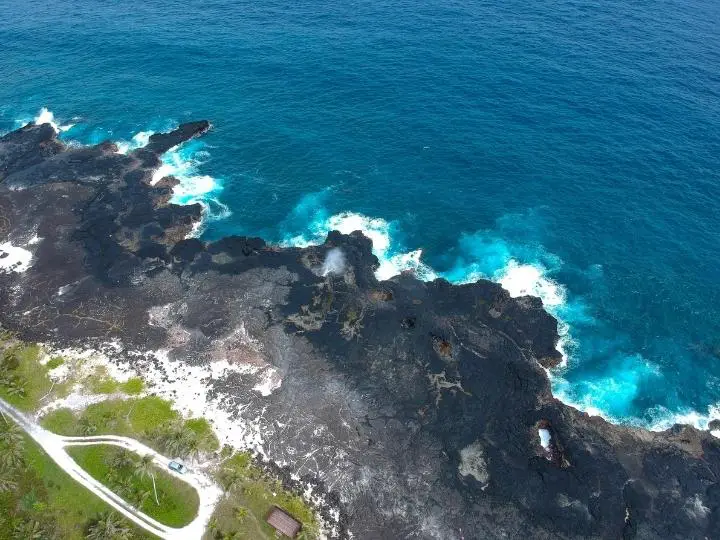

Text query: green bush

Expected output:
[0,343,68,411]
[39,408,76,435]
[120,378,144,395]
[45,357,64,370]
[209,451,319,539]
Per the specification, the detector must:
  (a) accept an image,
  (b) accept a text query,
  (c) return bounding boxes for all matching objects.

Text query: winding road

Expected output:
[0,398,221,539]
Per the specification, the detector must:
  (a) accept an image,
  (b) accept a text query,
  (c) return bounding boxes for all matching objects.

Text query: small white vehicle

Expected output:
[168,460,188,474]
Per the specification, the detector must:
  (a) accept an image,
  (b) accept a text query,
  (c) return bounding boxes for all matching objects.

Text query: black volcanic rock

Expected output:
[1,121,719,540]
[142,120,210,155]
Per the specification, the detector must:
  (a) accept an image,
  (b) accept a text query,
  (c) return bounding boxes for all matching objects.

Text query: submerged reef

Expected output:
[1,121,720,539]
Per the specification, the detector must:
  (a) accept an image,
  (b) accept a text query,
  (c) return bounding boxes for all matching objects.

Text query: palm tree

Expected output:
[133,454,159,505]
[109,449,134,471]
[78,416,98,436]
[234,505,248,523]
[11,519,47,540]
[219,467,242,492]
[85,512,133,540]
[0,422,24,470]
[160,425,193,458]
[0,469,17,493]
[207,517,220,536]
[184,433,202,461]
[133,487,152,509]
[0,421,24,447]
[5,378,26,398]
[112,475,135,500]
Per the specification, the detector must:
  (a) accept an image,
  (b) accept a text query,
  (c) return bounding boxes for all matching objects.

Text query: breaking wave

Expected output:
[153,138,231,233]
[116,131,153,154]
[10,107,75,134]
[15,107,231,236]
[279,193,720,433]
[10,109,718,434]
[34,107,75,133]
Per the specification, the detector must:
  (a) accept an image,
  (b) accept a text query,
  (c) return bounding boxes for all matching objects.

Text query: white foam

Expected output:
[285,211,439,281]
[327,213,391,253]
[171,174,217,198]
[151,163,176,185]
[0,242,33,273]
[538,428,552,450]
[116,130,154,155]
[646,403,720,433]
[146,140,230,231]
[495,260,566,307]
[252,367,283,396]
[34,107,74,133]
[379,249,438,281]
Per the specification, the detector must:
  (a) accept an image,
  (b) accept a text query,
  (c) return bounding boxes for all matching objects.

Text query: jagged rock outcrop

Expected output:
[1,122,719,539]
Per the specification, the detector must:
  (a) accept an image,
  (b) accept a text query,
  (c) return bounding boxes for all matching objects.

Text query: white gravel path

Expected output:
[0,398,222,540]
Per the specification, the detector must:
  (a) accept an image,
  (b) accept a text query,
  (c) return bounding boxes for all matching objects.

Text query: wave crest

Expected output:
[34,107,75,133]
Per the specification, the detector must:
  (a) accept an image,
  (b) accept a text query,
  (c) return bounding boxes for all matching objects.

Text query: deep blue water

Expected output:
[2,0,720,428]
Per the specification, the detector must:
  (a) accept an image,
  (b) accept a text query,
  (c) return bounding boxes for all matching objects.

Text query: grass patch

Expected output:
[0,419,152,540]
[206,451,319,540]
[121,377,145,395]
[184,418,220,453]
[40,408,77,435]
[41,396,219,459]
[45,357,64,370]
[41,396,179,438]
[86,366,120,394]
[67,445,199,527]
[0,341,69,412]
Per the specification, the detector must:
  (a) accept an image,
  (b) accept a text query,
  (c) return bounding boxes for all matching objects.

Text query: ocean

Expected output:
[1,0,719,429]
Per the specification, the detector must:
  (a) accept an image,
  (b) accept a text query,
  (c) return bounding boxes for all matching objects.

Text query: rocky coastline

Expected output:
[2,121,719,539]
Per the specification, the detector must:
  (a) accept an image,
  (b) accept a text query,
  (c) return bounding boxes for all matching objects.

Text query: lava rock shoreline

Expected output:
[1,121,720,539]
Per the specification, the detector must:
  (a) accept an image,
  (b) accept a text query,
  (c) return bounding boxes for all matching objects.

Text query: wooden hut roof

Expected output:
[266,506,302,538]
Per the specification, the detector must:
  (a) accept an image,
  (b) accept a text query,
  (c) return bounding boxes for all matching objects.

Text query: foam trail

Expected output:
[34,107,74,133]
[147,138,230,234]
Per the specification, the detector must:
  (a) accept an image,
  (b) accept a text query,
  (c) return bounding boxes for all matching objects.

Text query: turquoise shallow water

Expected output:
[1,0,720,428]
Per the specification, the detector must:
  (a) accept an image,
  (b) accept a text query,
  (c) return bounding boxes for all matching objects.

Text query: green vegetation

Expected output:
[39,408,76,434]
[87,367,120,394]
[0,418,151,540]
[0,331,149,414]
[41,396,220,459]
[205,451,319,540]
[120,378,145,395]
[67,445,199,527]
[46,357,65,370]
[85,512,137,540]
[1,332,319,539]
[0,338,69,412]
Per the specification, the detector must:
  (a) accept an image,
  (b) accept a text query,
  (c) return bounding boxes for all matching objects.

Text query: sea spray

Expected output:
[279,201,701,431]
[146,137,231,233]
[34,107,75,133]
[321,248,346,276]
